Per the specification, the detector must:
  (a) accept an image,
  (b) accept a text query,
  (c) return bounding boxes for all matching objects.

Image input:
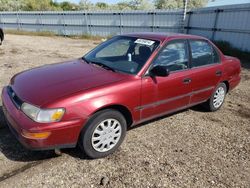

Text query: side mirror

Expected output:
[150,66,169,77]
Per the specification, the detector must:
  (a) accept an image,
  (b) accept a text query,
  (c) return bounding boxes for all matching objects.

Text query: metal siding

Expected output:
[0,10,182,36]
[188,29,212,39]
[122,13,152,27]
[186,3,250,51]
[189,12,215,28]
[0,5,249,51]
[215,31,250,51]
[217,9,250,30]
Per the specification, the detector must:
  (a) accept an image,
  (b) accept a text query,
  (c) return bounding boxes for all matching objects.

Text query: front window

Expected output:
[84,36,160,74]
[153,40,189,72]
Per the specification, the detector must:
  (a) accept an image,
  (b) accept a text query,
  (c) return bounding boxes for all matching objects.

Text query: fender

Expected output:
[43,78,142,126]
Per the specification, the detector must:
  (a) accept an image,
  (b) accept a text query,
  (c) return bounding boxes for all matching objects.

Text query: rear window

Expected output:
[190,40,219,68]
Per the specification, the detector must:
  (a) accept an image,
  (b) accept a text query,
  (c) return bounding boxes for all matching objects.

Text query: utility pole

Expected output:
[181,0,188,33]
[183,0,188,21]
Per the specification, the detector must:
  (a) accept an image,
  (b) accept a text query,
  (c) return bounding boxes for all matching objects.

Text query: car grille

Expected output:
[7,86,23,109]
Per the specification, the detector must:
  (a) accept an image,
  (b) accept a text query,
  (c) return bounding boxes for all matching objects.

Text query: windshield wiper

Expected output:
[82,57,116,72]
[90,61,116,72]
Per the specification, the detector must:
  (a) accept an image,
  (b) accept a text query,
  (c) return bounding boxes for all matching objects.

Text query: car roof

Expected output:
[121,32,207,43]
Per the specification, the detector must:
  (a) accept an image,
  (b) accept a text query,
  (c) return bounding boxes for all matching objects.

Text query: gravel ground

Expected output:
[0,34,249,188]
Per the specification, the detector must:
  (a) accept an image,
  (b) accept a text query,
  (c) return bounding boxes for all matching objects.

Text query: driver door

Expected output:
[140,39,192,120]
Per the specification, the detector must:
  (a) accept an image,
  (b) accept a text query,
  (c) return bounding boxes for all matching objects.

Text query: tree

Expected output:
[96,2,108,9]
[59,1,79,10]
[79,0,94,10]
[0,0,26,11]
[23,0,61,11]
[187,0,208,8]
[0,0,208,11]
[115,0,154,10]
[155,0,208,9]
[115,2,133,10]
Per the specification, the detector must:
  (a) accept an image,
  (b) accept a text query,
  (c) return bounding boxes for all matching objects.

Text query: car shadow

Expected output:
[128,105,209,131]
[0,104,209,162]
[190,104,210,113]
[128,108,188,131]
[241,61,250,70]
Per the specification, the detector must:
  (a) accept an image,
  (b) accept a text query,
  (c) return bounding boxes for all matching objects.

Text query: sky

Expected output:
[207,0,250,7]
[55,0,250,6]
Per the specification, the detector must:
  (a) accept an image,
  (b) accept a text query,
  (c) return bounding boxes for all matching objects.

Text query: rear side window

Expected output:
[190,40,219,68]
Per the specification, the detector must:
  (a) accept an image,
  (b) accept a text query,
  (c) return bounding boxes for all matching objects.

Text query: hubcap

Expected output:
[91,119,122,152]
[213,87,225,108]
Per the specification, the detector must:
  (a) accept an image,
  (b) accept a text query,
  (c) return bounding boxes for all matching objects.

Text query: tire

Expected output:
[205,82,227,112]
[79,109,127,159]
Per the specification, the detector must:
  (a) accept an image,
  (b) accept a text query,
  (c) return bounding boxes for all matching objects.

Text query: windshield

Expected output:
[83,36,160,74]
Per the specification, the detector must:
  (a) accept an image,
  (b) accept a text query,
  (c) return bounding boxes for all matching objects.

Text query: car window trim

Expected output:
[143,39,190,77]
[188,39,221,69]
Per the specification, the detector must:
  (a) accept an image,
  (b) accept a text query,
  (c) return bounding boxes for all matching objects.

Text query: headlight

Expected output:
[21,103,65,123]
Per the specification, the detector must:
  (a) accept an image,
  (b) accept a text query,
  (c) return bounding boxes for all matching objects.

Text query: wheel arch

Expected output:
[90,104,134,128]
[222,80,229,93]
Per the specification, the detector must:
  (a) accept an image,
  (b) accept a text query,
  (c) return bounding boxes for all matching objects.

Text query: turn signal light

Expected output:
[21,130,51,139]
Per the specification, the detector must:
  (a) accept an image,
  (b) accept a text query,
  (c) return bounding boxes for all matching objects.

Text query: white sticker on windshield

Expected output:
[135,39,155,46]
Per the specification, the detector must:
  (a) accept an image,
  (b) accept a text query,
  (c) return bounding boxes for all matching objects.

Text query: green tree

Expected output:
[155,0,208,9]
[79,0,94,10]
[114,2,133,10]
[0,0,26,11]
[0,0,208,11]
[114,0,154,10]
[59,1,79,10]
[96,2,108,9]
[128,0,154,10]
[23,0,60,11]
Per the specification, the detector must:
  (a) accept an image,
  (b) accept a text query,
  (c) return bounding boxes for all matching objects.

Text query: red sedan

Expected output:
[1,33,241,158]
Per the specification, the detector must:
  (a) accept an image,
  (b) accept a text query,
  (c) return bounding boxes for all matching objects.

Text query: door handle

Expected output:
[216,70,222,76]
[183,78,192,84]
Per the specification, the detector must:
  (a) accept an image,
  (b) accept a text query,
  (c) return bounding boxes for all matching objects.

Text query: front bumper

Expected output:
[1,86,84,150]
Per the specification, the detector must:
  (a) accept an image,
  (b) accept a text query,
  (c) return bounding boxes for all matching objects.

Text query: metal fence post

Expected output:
[16,12,21,30]
[88,13,92,36]
[211,9,222,41]
[185,11,192,34]
[119,12,122,34]
[85,12,89,35]
[62,12,66,36]
[152,11,155,32]
[38,12,42,32]
[0,13,2,28]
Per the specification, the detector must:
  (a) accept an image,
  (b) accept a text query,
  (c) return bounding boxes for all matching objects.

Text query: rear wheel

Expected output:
[205,82,227,111]
[79,109,127,159]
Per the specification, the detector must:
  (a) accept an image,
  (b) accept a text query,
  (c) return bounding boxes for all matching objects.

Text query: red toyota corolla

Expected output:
[1,33,241,158]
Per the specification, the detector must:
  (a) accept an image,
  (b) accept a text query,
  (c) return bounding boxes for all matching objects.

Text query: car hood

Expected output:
[11,59,127,106]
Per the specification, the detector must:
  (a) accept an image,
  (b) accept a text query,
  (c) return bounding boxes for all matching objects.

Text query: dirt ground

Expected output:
[0,34,249,188]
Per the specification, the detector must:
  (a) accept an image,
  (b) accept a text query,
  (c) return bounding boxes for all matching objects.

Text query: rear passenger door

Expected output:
[188,39,223,105]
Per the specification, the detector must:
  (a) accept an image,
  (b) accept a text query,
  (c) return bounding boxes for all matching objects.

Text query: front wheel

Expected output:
[79,109,127,159]
[205,82,227,111]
